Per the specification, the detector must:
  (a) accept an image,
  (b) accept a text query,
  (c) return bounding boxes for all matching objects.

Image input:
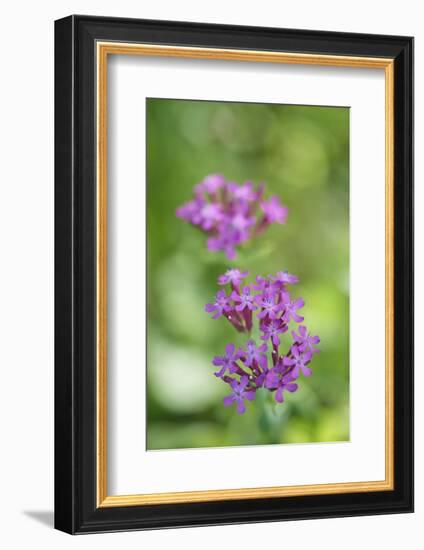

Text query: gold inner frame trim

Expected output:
[96,41,395,508]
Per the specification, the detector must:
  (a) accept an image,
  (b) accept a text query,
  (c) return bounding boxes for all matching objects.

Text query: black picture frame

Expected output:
[55,14,414,534]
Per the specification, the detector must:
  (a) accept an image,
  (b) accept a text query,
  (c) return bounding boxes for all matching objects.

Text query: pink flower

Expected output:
[206,271,320,413]
[176,175,288,259]
[260,196,288,224]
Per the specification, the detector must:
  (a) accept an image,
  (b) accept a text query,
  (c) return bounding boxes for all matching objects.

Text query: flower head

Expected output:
[176,175,288,259]
[204,271,319,413]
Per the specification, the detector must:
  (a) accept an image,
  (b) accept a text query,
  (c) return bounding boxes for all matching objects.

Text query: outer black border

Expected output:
[54,15,414,534]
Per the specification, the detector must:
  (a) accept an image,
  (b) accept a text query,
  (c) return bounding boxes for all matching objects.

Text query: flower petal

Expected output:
[271,334,280,346]
[283,356,295,367]
[214,366,226,378]
[292,312,304,323]
[258,355,268,371]
[303,351,313,363]
[291,345,300,358]
[239,375,249,390]
[291,365,300,379]
[225,343,235,356]
[223,395,235,407]
[230,379,239,391]
[236,398,246,414]
[275,387,285,403]
[301,365,313,377]
[244,390,256,402]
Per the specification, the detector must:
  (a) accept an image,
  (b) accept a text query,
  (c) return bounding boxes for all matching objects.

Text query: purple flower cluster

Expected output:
[176,174,288,259]
[205,269,320,414]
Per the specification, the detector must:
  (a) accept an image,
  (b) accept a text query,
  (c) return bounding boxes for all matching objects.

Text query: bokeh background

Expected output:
[146,98,349,450]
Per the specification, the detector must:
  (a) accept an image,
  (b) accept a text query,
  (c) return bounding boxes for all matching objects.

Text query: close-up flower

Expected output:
[242,340,268,370]
[291,325,321,354]
[255,290,283,319]
[223,376,256,414]
[280,294,305,323]
[260,318,288,346]
[204,270,320,413]
[146,98,350,451]
[212,343,243,378]
[282,345,313,378]
[204,289,232,319]
[271,270,299,286]
[176,174,288,259]
[265,369,299,404]
[218,268,249,288]
[260,196,288,224]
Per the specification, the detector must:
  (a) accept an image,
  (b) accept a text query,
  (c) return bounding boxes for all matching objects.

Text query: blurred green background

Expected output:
[146,98,349,450]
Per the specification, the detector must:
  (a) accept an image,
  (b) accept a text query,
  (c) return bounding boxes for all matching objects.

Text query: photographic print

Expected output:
[56,17,413,533]
[146,98,350,450]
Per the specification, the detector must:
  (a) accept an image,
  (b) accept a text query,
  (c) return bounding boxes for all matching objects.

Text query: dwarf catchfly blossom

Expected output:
[265,370,298,403]
[176,174,288,259]
[260,196,288,224]
[283,345,313,378]
[212,343,244,378]
[255,290,282,320]
[223,376,256,414]
[218,268,249,288]
[204,270,321,412]
[260,318,288,347]
[271,271,299,286]
[242,340,268,370]
[232,286,257,312]
[291,325,321,354]
[204,289,231,319]
[280,294,305,323]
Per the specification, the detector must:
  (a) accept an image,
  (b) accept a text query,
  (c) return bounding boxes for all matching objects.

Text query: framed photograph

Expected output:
[54,15,414,534]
